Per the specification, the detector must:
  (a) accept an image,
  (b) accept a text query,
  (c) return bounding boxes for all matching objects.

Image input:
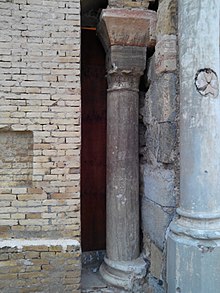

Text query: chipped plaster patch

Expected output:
[0,239,80,252]
[195,68,219,98]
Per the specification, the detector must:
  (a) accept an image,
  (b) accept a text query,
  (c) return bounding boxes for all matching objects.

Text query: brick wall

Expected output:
[0,239,81,293]
[0,0,81,291]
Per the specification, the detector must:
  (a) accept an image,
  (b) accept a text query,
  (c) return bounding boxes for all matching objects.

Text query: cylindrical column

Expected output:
[97,8,157,290]
[167,1,220,292]
[179,0,220,219]
[106,70,140,262]
[99,47,147,291]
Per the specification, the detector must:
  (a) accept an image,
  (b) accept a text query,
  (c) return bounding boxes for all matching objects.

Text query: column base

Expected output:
[99,256,147,291]
[167,230,220,293]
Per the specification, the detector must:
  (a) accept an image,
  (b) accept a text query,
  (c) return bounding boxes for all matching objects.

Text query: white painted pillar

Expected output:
[167,1,220,292]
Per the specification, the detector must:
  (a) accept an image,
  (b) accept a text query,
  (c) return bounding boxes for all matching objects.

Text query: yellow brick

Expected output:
[49,245,62,252]
[25,213,41,219]
[11,213,26,219]
[31,259,49,266]
[0,260,17,267]
[0,273,17,280]
[0,254,9,261]
[41,264,53,271]
[18,194,46,200]
[18,271,44,279]
[25,265,41,272]
[25,251,40,259]
[40,252,56,258]
[10,253,24,260]
[23,246,49,252]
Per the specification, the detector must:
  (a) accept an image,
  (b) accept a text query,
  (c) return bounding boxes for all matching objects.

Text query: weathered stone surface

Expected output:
[109,0,155,9]
[141,164,175,207]
[140,63,177,164]
[155,35,177,74]
[0,131,33,187]
[142,234,151,259]
[150,243,163,280]
[106,86,140,262]
[143,122,159,163]
[158,122,176,163]
[144,275,165,293]
[168,235,220,293]
[142,71,177,124]
[139,0,178,290]
[142,197,174,250]
[107,45,146,72]
[156,0,176,38]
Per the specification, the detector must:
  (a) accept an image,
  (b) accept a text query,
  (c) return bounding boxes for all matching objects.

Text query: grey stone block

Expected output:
[143,73,177,125]
[150,242,163,280]
[144,275,165,293]
[141,164,176,207]
[158,121,176,163]
[142,197,174,250]
[144,122,159,161]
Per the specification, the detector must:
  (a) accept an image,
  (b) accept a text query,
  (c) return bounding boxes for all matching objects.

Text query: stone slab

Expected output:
[141,164,176,207]
[142,197,174,250]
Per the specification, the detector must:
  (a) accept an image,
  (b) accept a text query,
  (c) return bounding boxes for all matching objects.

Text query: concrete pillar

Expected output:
[97,8,156,291]
[167,1,220,292]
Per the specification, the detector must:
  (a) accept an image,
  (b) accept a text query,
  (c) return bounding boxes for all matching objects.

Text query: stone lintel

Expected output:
[98,8,157,52]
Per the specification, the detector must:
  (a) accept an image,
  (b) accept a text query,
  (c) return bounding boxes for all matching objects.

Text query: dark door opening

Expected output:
[81,28,107,252]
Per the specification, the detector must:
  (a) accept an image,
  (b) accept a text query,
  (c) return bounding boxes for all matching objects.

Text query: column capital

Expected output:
[107,70,142,92]
[106,45,147,81]
[97,8,157,52]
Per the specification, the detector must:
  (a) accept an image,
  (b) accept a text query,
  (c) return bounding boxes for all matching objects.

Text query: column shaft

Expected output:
[99,53,146,291]
[179,0,220,217]
[107,81,139,261]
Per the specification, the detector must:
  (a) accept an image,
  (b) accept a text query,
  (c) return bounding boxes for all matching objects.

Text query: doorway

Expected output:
[81,28,107,252]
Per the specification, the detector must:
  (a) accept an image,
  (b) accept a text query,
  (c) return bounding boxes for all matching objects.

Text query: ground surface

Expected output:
[81,251,127,293]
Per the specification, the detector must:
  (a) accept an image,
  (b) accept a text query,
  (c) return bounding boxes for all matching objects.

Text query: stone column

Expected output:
[97,8,156,291]
[167,1,220,292]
